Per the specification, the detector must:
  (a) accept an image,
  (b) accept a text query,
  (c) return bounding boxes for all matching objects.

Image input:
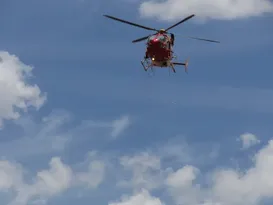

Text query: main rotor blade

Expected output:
[186,36,220,43]
[103,15,158,31]
[132,35,151,43]
[165,14,195,31]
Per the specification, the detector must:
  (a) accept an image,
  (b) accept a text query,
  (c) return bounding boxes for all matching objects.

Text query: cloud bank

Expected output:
[0,104,273,205]
[139,0,273,21]
[0,156,104,205]
[0,110,131,160]
[112,138,273,205]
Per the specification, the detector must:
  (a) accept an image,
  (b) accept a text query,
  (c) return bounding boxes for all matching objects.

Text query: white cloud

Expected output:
[165,165,198,188]
[139,0,273,21]
[238,133,260,149]
[76,160,105,188]
[1,97,272,205]
[165,165,202,205]
[0,160,23,191]
[111,137,273,205]
[0,110,71,159]
[85,115,131,139]
[118,152,163,190]
[0,110,132,160]
[0,156,105,205]
[117,139,219,193]
[108,189,164,205]
[208,139,273,205]
[0,51,46,126]
[2,129,273,205]
[111,115,130,138]
[156,137,219,165]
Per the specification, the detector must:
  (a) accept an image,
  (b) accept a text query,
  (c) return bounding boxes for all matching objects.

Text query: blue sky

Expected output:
[0,0,273,204]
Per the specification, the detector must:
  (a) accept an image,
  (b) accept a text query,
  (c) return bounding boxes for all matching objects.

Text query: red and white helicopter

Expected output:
[103,14,220,73]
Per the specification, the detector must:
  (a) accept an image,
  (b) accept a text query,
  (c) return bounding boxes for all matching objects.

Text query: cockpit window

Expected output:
[158,35,167,42]
[147,35,156,42]
[147,35,168,44]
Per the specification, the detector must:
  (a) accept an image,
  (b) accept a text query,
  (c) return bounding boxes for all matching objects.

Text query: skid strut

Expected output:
[170,64,176,73]
[141,58,153,71]
[141,60,148,71]
[172,58,189,73]
[141,58,189,73]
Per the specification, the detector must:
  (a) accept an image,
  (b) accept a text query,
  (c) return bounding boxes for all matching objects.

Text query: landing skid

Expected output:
[172,58,189,73]
[141,58,189,74]
[141,58,155,76]
[141,58,152,72]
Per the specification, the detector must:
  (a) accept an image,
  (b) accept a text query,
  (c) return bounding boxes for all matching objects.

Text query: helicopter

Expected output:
[103,14,220,74]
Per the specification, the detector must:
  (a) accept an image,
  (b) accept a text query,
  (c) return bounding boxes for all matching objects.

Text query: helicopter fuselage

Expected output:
[145,33,173,66]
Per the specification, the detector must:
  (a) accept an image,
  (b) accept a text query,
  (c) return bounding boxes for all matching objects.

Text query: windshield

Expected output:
[157,35,167,42]
[148,34,167,43]
[147,35,156,42]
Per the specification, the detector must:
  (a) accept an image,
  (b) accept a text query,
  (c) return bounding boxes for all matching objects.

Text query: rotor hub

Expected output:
[159,29,165,33]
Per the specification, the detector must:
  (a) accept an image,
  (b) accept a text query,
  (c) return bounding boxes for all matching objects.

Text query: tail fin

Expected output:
[172,58,189,73]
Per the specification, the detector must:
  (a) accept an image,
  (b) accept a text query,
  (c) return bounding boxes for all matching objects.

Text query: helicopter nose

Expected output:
[150,38,159,45]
